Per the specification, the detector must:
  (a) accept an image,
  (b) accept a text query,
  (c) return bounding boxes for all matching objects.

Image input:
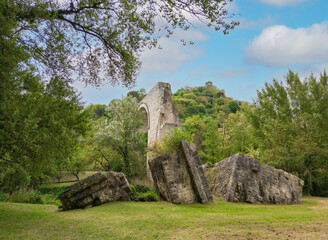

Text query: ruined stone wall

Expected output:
[139,82,181,148]
[139,82,181,179]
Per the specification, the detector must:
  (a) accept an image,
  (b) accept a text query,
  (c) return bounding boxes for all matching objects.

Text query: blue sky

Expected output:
[74,0,328,105]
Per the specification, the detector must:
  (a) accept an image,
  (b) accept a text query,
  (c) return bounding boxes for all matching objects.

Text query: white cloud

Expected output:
[140,30,208,74]
[258,0,306,7]
[244,22,328,66]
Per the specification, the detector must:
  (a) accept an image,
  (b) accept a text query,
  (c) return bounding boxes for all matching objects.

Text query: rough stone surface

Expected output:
[59,172,132,210]
[203,153,304,204]
[149,140,213,204]
[139,82,181,145]
[139,82,181,178]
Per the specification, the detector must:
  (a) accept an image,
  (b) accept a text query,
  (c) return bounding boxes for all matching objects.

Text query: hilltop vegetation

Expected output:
[171,81,254,165]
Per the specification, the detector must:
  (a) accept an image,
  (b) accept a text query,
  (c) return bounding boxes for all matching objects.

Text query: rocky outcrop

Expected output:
[204,153,304,204]
[149,140,213,204]
[59,172,132,210]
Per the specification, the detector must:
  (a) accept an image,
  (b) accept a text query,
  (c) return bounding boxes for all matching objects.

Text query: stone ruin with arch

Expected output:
[59,82,304,210]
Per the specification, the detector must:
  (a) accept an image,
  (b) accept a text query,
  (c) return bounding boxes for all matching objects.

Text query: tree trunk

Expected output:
[123,147,131,179]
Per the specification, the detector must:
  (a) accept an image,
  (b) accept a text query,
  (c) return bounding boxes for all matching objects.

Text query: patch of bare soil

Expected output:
[195,221,328,240]
[309,197,328,210]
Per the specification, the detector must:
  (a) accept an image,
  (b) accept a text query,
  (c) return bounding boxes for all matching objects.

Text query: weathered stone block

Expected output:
[59,172,132,210]
[149,140,213,204]
[204,153,304,204]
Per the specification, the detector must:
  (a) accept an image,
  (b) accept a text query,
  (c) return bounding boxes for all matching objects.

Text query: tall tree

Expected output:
[2,0,238,86]
[246,70,328,196]
[0,73,90,188]
[96,96,146,178]
[202,118,222,164]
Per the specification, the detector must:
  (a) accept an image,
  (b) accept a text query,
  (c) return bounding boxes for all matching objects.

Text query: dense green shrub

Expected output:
[7,188,42,204]
[130,184,158,202]
[227,100,239,113]
[3,188,60,205]
[0,166,31,193]
[186,105,199,115]
[0,191,9,202]
[216,98,225,106]
[161,128,193,152]
[0,186,65,206]
[39,185,70,199]
[196,104,206,114]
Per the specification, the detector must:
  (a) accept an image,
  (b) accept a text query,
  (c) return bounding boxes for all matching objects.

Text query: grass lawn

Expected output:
[0,196,327,240]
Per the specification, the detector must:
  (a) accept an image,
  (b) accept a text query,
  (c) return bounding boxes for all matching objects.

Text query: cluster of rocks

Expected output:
[203,153,304,204]
[59,171,131,211]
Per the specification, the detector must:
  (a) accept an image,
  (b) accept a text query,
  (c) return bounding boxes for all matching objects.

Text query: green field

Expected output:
[0,196,327,240]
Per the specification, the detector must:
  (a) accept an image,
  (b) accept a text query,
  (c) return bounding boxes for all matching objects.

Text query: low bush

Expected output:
[148,128,193,158]
[1,188,61,206]
[0,191,9,202]
[133,191,158,202]
[39,185,70,199]
[130,184,158,202]
[6,188,42,204]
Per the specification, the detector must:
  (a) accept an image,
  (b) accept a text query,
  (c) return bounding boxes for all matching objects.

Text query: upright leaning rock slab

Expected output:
[204,153,304,204]
[59,172,132,210]
[149,140,213,204]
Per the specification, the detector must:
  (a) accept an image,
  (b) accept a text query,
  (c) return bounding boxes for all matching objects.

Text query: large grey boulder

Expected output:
[59,172,132,210]
[203,153,304,204]
[149,140,213,204]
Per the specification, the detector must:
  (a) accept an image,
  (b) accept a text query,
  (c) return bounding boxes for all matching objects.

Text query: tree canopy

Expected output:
[2,0,238,86]
[0,8,90,189]
[246,70,328,196]
[95,96,146,178]
[0,73,90,189]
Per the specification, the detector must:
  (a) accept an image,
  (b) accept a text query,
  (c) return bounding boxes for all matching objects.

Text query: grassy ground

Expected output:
[0,196,327,240]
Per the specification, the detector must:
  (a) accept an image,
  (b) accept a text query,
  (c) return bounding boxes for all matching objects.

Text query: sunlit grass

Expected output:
[0,196,327,239]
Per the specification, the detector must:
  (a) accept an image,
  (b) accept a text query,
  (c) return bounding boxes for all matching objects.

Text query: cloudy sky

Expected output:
[74,0,328,105]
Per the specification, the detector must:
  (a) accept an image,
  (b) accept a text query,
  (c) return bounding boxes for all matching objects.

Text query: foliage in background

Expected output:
[127,88,147,102]
[0,188,61,206]
[171,82,253,164]
[0,14,90,190]
[0,74,90,189]
[246,70,328,196]
[95,96,147,178]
